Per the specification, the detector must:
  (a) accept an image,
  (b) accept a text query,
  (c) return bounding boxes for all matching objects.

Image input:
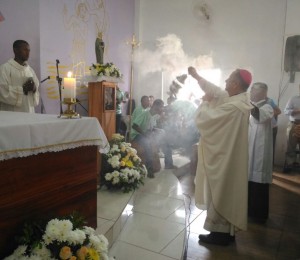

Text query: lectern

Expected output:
[88,81,116,141]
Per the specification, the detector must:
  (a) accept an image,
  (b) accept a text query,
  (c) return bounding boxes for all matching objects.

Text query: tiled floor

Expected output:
[179,165,300,260]
[97,154,300,260]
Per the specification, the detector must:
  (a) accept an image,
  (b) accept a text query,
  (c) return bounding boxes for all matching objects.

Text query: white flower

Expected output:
[43,219,73,244]
[5,216,110,260]
[31,243,52,259]
[129,147,137,155]
[90,63,123,79]
[108,155,120,168]
[68,229,86,244]
[110,144,120,153]
[120,171,129,182]
[90,68,98,76]
[112,176,120,184]
[105,173,113,181]
[103,134,146,192]
[89,234,109,254]
[111,133,124,141]
[112,170,120,177]
[83,226,96,236]
[120,144,126,152]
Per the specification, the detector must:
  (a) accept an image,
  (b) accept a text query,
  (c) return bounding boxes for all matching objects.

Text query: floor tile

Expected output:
[133,191,184,219]
[161,230,186,260]
[277,231,300,259]
[188,211,209,235]
[96,217,114,235]
[118,212,185,253]
[109,241,177,260]
[167,204,197,225]
[97,189,133,220]
[138,171,184,200]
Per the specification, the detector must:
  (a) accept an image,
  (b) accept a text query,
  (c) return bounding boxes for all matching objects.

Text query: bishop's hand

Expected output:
[188,66,201,81]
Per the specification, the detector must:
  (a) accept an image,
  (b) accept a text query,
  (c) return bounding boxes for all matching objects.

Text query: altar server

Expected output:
[248,82,274,223]
[0,40,39,113]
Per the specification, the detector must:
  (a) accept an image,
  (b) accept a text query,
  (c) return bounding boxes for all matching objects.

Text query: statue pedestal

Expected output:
[88,81,117,141]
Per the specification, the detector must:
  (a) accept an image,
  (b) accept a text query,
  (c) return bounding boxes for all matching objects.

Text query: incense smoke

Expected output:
[134,34,213,76]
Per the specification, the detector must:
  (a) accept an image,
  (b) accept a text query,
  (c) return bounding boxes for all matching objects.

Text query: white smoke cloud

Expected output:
[134,34,213,76]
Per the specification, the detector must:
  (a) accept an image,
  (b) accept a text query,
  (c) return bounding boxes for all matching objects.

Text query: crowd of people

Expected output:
[117,93,200,178]
[1,39,300,248]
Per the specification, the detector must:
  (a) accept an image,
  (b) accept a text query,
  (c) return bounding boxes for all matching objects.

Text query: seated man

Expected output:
[284,94,300,170]
[130,99,174,178]
[131,95,150,119]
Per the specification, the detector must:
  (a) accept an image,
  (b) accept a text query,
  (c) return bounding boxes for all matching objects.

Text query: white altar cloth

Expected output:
[0,111,109,161]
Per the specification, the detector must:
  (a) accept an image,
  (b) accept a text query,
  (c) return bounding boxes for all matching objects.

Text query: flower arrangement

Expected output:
[101,133,147,193]
[4,212,114,260]
[90,62,123,79]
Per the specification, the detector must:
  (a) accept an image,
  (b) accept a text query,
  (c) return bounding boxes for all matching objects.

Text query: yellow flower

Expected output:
[126,160,133,168]
[120,160,126,167]
[76,246,88,260]
[87,248,100,260]
[59,246,72,260]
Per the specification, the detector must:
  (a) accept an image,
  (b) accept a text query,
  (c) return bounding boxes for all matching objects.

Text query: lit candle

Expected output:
[63,71,76,99]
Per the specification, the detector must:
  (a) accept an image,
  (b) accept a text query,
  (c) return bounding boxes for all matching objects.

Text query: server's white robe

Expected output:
[0,59,39,113]
[248,100,273,184]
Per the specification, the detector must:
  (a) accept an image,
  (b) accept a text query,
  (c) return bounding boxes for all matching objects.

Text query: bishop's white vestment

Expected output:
[195,82,252,232]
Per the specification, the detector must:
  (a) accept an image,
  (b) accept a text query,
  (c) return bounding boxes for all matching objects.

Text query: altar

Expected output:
[0,111,109,258]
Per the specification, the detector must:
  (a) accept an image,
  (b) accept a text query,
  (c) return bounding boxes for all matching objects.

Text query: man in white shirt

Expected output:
[0,40,39,113]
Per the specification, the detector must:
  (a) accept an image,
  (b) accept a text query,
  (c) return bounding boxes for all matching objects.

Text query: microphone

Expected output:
[41,76,50,83]
[56,59,60,64]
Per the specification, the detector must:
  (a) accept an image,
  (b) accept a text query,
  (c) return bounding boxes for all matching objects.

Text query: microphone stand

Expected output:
[40,76,50,114]
[75,98,88,113]
[55,59,63,115]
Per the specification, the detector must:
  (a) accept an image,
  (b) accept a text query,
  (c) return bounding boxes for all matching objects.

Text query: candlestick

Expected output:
[63,72,76,99]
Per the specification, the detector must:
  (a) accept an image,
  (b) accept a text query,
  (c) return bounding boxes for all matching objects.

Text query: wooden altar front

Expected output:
[0,111,108,259]
[0,146,97,258]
